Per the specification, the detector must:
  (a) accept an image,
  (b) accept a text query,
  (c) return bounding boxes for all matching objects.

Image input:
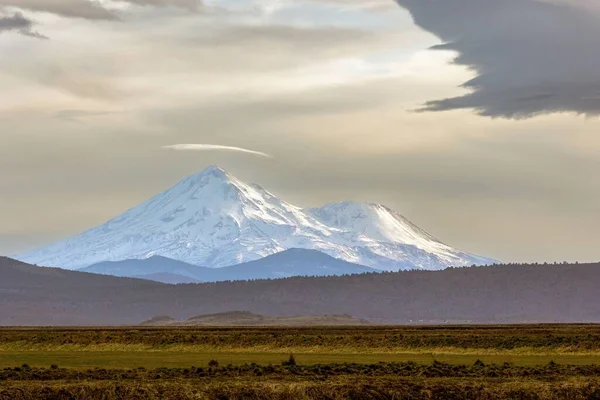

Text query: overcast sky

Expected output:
[1,0,599,263]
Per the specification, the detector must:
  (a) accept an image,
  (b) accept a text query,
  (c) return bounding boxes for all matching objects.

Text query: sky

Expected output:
[1,0,599,263]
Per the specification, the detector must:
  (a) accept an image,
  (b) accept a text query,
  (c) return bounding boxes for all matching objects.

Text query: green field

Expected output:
[0,351,600,368]
[2,326,600,399]
[2,325,600,367]
[2,350,600,369]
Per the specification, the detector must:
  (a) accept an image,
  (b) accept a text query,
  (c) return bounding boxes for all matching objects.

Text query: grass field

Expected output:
[2,325,600,399]
[3,350,600,369]
[2,325,600,368]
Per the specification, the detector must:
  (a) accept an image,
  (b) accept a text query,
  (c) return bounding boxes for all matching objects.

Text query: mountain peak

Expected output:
[191,165,231,181]
[176,166,241,193]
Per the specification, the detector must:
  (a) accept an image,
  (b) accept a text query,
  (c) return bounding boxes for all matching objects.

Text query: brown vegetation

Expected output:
[3,326,600,399]
[1,364,600,400]
[2,325,600,353]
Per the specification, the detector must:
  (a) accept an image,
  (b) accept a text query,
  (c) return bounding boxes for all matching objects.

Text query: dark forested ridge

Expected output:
[1,257,599,325]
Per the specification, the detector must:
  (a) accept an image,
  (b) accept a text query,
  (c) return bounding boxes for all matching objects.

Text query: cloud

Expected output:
[0,12,31,30]
[163,144,274,158]
[55,109,116,121]
[121,0,200,11]
[0,0,118,20]
[299,0,397,12]
[0,11,46,38]
[0,0,200,20]
[395,0,600,118]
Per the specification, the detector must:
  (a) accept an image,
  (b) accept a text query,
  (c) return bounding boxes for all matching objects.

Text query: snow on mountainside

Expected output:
[17,166,496,271]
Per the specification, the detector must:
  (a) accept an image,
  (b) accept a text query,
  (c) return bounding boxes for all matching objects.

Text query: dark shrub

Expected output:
[283,354,297,367]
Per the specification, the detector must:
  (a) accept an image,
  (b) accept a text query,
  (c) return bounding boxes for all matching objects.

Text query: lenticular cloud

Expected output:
[163,144,273,158]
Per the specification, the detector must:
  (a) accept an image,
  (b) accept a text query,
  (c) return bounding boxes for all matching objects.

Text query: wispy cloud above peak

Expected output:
[163,144,274,158]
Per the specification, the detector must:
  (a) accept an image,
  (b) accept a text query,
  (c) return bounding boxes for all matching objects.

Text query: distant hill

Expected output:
[80,256,208,284]
[200,249,376,281]
[1,256,600,325]
[141,311,370,326]
[80,249,376,283]
[133,273,202,284]
[0,256,162,325]
[0,256,159,288]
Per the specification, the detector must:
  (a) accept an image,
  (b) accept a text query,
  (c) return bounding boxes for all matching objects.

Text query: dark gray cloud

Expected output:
[395,0,600,118]
[0,11,46,38]
[0,11,31,30]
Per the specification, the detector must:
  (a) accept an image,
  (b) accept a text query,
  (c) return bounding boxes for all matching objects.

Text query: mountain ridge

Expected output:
[2,256,599,325]
[16,166,496,271]
[80,249,377,283]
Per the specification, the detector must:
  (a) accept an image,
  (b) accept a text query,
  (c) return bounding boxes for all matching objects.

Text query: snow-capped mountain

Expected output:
[17,166,496,271]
